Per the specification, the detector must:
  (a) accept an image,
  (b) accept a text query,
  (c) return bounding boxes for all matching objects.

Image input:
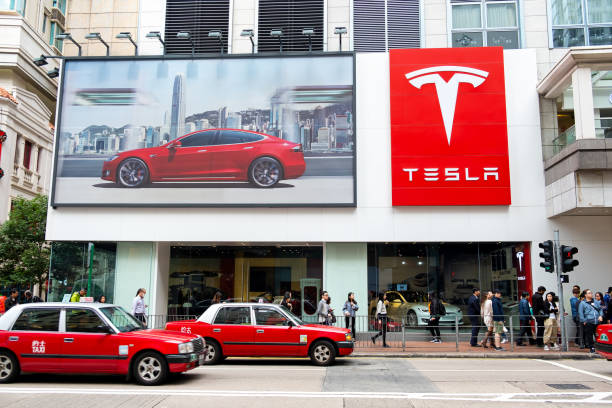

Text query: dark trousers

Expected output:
[469,317,480,346]
[583,322,596,348]
[574,317,583,346]
[428,317,441,340]
[517,319,532,345]
[372,315,387,345]
[535,317,545,346]
[135,313,147,326]
[345,316,356,336]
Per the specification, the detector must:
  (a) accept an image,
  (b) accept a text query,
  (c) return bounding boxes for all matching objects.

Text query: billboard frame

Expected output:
[50,51,357,208]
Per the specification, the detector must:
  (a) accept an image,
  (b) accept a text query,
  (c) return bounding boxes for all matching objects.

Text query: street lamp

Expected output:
[270,29,283,52]
[302,28,314,52]
[116,32,138,56]
[208,31,224,54]
[146,31,166,54]
[241,29,255,53]
[84,32,109,56]
[33,55,49,66]
[55,32,82,56]
[176,31,195,56]
[334,26,347,51]
[46,67,60,78]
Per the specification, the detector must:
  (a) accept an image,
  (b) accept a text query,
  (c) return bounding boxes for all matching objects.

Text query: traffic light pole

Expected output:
[553,229,568,352]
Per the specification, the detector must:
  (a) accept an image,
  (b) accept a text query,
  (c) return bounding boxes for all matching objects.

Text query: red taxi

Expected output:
[0,303,206,385]
[595,323,612,360]
[166,303,354,366]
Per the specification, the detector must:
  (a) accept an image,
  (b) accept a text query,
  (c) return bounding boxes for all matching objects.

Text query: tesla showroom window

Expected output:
[181,131,219,147]
[255,307,289,326]
[66,309,106,333]
[12,309,61,331]
[214,307,251,325]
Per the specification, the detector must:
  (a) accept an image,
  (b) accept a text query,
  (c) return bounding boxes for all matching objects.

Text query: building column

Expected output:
[571,67,596,140]
[14,136,25,181]
[114,242,155,318]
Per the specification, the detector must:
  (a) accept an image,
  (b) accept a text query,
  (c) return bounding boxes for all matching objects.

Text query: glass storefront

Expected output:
[367,242,531,326]
[168,246,323,322]
[48,242,117,303]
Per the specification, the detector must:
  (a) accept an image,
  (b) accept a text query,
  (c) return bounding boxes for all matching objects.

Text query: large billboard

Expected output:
[51,54,355,207]
[390,47,511,206]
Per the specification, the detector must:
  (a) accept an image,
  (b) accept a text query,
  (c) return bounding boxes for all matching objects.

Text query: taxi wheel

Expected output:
[133,352,168,386]
[309,340,336,366]
[203,339,222,365]
[0,351,19,383]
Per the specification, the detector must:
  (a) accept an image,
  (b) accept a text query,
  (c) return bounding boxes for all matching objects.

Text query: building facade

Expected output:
[45,0,612,332]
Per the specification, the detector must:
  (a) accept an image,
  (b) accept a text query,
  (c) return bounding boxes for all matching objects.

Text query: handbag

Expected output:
[329,311,337,324]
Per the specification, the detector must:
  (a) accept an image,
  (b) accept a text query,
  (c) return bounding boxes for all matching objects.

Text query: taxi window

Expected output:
[213,307,251,325]
[66,308,106,333]
[254,308,289,326]
[12,308,60,331]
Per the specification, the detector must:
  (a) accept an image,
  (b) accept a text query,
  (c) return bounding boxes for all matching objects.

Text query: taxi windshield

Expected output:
[282,308,304,326]
[100,306,143,332]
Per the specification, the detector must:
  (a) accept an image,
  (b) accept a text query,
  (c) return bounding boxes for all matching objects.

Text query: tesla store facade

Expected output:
[45,49,612,328]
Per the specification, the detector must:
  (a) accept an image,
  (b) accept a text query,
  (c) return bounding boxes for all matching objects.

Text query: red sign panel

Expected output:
[390,47,511,206]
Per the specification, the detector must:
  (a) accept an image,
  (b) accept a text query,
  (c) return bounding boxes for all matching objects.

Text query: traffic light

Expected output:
[561,245,578,272]
[539,240,555,272]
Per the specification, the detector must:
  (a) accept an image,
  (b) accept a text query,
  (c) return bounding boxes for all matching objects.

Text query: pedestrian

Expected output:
[132,288,148,325]
[316,291,330,325]
[467,288,481,347]
[280,291,293,313]
[70,288,86,303]
[543,292,560,351]
[4,289,19,312]
[23,290,43,303]
[98,295,107,303]
[492,289,505,351]
[595,292,607,323]
[570,287,583,348]
[427,292,443,344]
[371,292,389,347]
[578,289,604,353]
[605,287,612,323]
[480,291,494,348]
[326,296,336,325]
[532,286,546,347]
[212,291,222,304]
[343,292,359,337]
[516,291,532,346]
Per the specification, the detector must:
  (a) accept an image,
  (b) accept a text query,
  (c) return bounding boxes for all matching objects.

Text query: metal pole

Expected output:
[509,315,514,352]
[86,242,94,296]
[455,316,459,351]
[402,317,406,351]
[554,229,568,352]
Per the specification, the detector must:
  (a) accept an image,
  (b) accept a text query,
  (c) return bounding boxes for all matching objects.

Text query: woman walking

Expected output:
[343,292,359,337]
[428,293,442,343]
[543,292,560,350]
[280,291,293,313]
[371,292,389,347]
[480,291,494,348]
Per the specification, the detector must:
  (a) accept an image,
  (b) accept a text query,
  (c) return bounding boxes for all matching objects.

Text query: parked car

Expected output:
[0,303,206,385]
[101,128,306,188]
[595,323,612,360]
[165,303,354,366]
[369,291,464,327]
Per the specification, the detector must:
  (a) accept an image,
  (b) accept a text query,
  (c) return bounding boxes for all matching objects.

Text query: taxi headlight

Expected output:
[345,333,352,341]
[178,342,194,354]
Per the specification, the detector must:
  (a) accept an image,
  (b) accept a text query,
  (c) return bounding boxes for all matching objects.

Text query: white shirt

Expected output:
[549,303,556,319]
[376,300,387,315]
[132,296,146,314]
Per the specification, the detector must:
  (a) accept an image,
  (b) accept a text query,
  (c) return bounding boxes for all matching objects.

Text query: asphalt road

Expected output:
[0,358,611,407]
[57,156,354,177]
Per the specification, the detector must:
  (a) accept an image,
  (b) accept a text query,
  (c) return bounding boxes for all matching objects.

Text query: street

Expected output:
[0,358,610,407]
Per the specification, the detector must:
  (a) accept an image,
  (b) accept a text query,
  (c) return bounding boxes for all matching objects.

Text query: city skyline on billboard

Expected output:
[51,54,355,207]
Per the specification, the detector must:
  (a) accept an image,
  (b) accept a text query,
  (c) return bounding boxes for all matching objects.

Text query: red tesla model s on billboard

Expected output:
[101,129,306,188]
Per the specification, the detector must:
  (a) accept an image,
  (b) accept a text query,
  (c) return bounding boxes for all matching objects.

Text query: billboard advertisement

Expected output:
[51,54,355,207]
[390,47,511,206]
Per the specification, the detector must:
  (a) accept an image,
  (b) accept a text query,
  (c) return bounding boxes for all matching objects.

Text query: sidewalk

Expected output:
[352,342,603,359]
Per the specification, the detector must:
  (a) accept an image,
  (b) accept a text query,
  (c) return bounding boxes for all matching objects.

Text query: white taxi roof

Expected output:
[0,302,123,330]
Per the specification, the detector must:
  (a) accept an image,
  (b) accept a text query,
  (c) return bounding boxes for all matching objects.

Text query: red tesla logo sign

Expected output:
[390,47,511,206]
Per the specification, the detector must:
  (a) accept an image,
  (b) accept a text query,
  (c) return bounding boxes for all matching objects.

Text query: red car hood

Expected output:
[121,328,199,343]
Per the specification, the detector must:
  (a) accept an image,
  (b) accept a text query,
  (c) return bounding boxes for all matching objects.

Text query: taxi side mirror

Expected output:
[286,320,295,327]
[97,324,113,334]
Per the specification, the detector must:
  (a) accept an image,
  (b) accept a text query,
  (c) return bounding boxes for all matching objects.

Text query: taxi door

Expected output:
[253,307,302,356]
[10,307,64,372]
[210,306,255,356]
[61,308,119,373]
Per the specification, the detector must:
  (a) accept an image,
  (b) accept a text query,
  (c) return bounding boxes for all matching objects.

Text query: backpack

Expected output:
[439,302,446,316]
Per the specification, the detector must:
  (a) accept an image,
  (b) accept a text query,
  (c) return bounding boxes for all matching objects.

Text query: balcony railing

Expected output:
[552,117,612,156]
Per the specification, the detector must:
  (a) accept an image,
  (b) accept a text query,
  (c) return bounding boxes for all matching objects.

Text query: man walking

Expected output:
[579,289,603,353]
[4,289,19,312]
[570,287,583,348]
[316,291,330,325]
[516,291,532,346]
[132,288,148,325]
[492,289,505,351]
[23,290,42,303]
[532,286,546,347]
[467,288,481,347]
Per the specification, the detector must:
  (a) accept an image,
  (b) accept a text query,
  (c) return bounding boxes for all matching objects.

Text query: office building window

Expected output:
[354,0,421,52]
[450,0,520,49]
[1,0,26,15]
[551,0,612,47]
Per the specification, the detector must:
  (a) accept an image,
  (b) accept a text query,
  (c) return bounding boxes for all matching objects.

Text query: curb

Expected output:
[350,352,603,360]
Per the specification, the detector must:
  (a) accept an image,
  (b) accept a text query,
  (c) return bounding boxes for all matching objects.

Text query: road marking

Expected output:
[537,359,612,382]
[0,388,609,404]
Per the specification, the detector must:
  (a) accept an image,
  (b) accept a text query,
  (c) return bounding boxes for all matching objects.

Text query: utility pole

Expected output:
[87,242,95,296]
[553,230,568,352]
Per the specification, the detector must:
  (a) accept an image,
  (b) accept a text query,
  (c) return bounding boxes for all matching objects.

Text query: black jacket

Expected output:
[467,294,481,316]
[429,298,443,317]
[543,300,558,318]
[4,297,18,311]
[532,292,545,317]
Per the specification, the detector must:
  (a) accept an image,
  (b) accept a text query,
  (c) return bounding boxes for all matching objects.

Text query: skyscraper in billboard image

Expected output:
[51,55,355,207]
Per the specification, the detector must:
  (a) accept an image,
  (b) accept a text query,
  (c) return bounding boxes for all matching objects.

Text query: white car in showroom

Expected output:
[369,291,464,327]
